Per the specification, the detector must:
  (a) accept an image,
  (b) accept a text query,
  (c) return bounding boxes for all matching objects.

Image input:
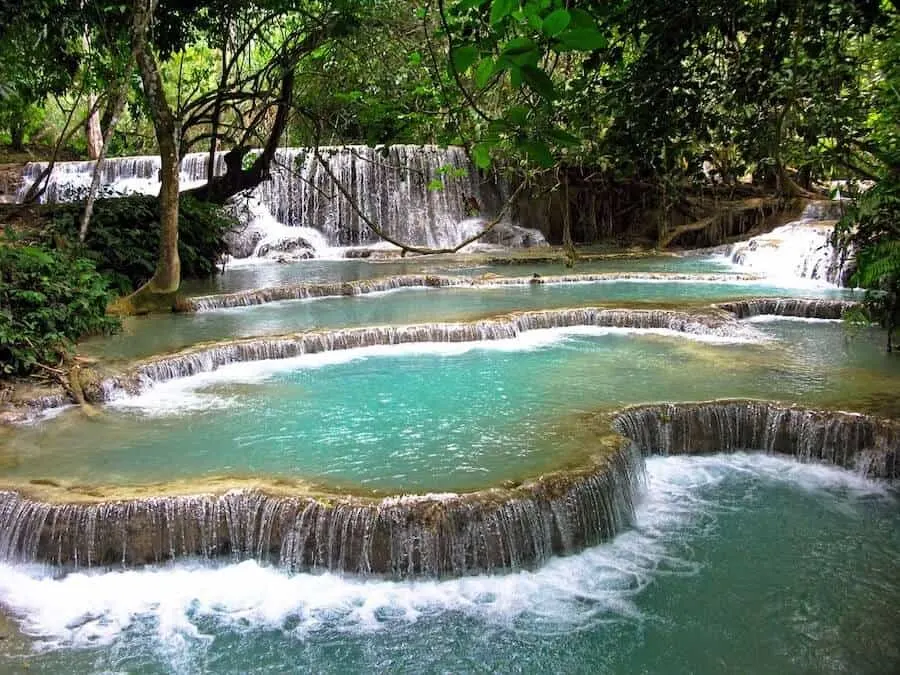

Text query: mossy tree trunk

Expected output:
[113,0,181,314]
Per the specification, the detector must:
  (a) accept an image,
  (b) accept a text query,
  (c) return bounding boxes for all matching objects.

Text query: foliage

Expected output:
[0,244,119,376]
[833,177,900,350]
[830,9,900,352]
[43,194,236,293]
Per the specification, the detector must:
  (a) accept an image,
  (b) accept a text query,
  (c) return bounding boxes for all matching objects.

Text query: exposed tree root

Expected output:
[658,197,801,249]
[109,283,181,316]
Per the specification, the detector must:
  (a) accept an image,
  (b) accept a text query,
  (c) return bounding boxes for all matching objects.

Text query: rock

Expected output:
[479,223,549,248]
[0,410,28,425]
[343,248,373,259]
[257,236,317,258]
[224,225,265,258]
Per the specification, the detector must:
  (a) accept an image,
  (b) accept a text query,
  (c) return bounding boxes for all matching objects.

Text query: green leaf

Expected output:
[490,0,517,25]
[475,58,495,88]
[546,127,581,146]
[509,64,523,88]
[505,105,530,126]
[520,140,556,167]
[451,45,479,73]
[568,8,595,28]
[521,64,556,100]
[556,28,608,52]
[472,144,492,169]
[541,9,571,37]
[427,178,445,191]
[502,37,537,56]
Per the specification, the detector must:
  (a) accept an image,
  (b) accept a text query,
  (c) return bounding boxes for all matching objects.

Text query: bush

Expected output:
[0,245,120,376]
[833,177,900,351]
[44,194,236,293]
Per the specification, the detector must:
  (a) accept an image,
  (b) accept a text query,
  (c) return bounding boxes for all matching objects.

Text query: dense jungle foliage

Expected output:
[0,245,119,375]
[0,0,897,372]
[44,195,236,293]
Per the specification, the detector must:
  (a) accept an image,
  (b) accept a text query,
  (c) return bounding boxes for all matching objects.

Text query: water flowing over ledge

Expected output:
[16,145,523,251]
[0,401,895,575]
[716,298,857,320]
[614,400,899,479]
[0,444,640,575]
[97,307,757,398]
[186,272,763,312]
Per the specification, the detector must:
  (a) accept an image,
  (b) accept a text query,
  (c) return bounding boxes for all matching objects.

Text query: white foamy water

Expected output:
[744,315,842,324]
[726,221,846,287]
[0,454,888,653]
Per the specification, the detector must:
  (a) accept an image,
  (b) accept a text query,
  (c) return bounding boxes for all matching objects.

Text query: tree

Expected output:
[832,9,899,352]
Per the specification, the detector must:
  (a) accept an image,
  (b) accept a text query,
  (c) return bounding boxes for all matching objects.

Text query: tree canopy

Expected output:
[0,0,897,310]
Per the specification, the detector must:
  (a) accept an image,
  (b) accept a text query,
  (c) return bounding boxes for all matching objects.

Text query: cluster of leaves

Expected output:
[43,194,236,293]
[437,1,608,169]
[834,177,900,350]
[414,0,894,193]
[830,10,900,352]
[0,244,119,376]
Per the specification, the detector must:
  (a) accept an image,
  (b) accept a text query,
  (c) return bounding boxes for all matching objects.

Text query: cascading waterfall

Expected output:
[15,145,547,254]
[1,399,896,574]
[727,201,851,285]
[17,152,226,203]
[92,308,759,400]
[0,443,642,575]
[613,400,899,478]
[716,298,858,320]
[187,271,763,311]
[251,145,515,249]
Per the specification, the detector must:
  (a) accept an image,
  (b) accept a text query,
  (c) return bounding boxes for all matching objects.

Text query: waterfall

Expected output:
[17,152,226,203]
[727,201,851,285]
[87,308,760,399]
[188,271,762,311]
[2,399,895,573]
[253,145,506,248]
[0,443,641,575]
[15,145,547,253]
[613,400,899,478]
[717,298,858,320]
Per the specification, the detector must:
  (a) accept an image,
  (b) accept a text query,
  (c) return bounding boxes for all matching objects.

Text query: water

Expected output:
[1,455,896,673]
[84,275,858,361]
[18,145,536,252]
[8,322,898,492]
[0,184,895,669]
[183,254,734,295]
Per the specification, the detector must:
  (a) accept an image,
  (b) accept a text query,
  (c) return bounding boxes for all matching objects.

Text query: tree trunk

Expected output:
[85,93,103,159]
[189,68,295,204]
[112,0,181,314]
[79,77,130,242]
[10,123,25,152]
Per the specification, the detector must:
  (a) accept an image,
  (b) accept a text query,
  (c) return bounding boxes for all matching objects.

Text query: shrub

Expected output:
[0,245,120,376]
[44,194,236,293]
[833,177,900,352]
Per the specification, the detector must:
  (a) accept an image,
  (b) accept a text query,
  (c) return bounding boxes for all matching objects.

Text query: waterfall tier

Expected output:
[16,145,548,252]
[187,272,762,311]
[0,443,640,575]
[613,400,899,479]
[716,298,857,320]
[0,400,895,574]
[17,152,225,203]
[727,202,850,285]
[92,308,759,400]
[253,145,508,249]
